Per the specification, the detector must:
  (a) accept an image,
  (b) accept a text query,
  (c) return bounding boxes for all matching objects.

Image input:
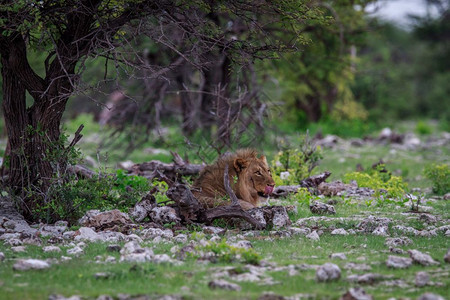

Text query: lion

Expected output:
[192,149,275,210]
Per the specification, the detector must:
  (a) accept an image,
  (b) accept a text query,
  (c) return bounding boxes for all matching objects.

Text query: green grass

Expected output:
[1,196,449,299]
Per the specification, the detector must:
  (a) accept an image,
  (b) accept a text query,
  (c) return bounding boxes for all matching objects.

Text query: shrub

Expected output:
[344,164,408,198]
[197,240,261,265]
[272,134,323,185]
[424,164,450,195]
[33,170,151,224]
[415,121,432,135]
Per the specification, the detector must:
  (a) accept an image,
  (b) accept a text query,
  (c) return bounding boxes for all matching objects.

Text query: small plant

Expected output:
[424,164,449,195]
[415,120,432,135]
[344,164,408,199]
[151,179,170,204]
[198,240,261,265]
[272,133,323,185]
[293,187,317,206]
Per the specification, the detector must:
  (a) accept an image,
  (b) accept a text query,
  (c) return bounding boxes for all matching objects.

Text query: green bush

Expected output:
[415,121,432,135]
[271,135,323,185]
[424,164,450,195]
[344,165,408,198]
[196,240,261,265]
[33,170,151,224]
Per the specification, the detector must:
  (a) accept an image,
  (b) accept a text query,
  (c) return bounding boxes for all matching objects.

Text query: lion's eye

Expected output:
[255,171,262,176]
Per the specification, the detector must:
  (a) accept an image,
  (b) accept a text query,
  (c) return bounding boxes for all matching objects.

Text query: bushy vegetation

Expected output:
[344,164,408,198]
[424,164,450,195]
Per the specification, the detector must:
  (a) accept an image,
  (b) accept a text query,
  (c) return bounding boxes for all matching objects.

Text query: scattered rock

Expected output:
[119,241,154,263]
[271,206,291,228]
[444,249,450,263]
[67,246,84,256]
[0,252,4,262]
[13,259,50,271]
[408,249,439,266]
[357,216,391,233]
[48,294,82,300]
[386,255,412,269]
[150,206,180,225]
[344,262,371,271]
[78,210,132,230]
[290,227,311,236]
[330,253,347,260]
[419,214,437,224]
[257,292,285,300]
[74,227,100,242]
[385,237,412,247]
[141,228,173,240]
[417,293,445,300]
[203,226,226,235]
[415,271,430,287]
[331,228,348,235]
[310,201,336,215]
[347,273,383,284]
[316,263,341,282]
[318,181,357,196]
[208,279,241,291]
[372,225,389,236]
[232,240,253,249]
[341,287,373,300]
[306,231,320,241]
[43,246,61,253]
[444,193,450,200]
[129,195,156,222]
[174,234,188,244]
[11,246,26,253]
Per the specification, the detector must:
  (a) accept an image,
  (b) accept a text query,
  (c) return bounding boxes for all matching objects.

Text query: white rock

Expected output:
[386,255,412,269]
[408,249,439,266]
[316,263,341,282]
[331,228,348,235]
[415,271,430,287]
[417,293,445,300]
[74,227,100,242]
[0,251,5,261]
[174,234,188,243]
[13,259,50,271]
[330,253,347,260]
[11,246,26,253]
[372,225,389,236]
[306,231,320,241]
[290,227,311,236]
[43,246,61,253]
[67,246,84,256]
[208,279,241,291]
[232,240,253,249]
[280,171,290,180]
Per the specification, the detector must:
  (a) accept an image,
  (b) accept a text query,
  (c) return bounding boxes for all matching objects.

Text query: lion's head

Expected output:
[233,153,275,204]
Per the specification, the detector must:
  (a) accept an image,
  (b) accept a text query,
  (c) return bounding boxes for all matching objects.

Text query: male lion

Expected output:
[192,149,275,210]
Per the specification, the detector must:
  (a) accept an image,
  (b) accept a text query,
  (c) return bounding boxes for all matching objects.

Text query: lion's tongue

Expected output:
[265,186,274,195]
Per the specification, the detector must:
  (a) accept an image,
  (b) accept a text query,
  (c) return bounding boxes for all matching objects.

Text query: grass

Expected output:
[1,196,449,299]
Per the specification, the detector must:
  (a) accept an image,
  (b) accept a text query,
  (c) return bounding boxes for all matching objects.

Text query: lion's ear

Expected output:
[259,155,268,165]
[233,158,248,173]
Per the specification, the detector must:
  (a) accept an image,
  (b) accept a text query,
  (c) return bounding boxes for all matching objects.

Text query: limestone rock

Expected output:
[408,249,439,266]
[316,263,341,282]
[341,287,373,300]
[208,279,241,291]
[78,210,132,230]
[306,231,320,241]
[415,271,429,287]
[417,293,445,300]
[386,255,412,269]
[310,201,336,215]
[43,246,61,253]
[13,259,50,271]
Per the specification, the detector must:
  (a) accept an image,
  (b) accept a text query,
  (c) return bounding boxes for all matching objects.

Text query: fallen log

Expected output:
[271,171,331,198]
[128,151,204,181]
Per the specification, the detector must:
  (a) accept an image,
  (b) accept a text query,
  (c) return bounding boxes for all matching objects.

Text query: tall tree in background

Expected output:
[0,0,327,220]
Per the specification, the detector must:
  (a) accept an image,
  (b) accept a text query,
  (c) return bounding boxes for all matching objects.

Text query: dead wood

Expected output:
[128,152,204,181]
[66,164,97,179]
[271,171,331,198]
